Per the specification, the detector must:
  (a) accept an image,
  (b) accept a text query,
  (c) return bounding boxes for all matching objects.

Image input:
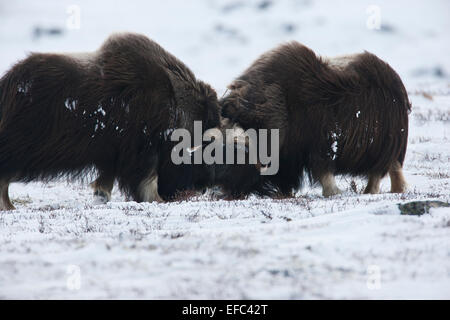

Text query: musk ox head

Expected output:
[161,77,279,200]
[201,120,279,199]
[162,115,276,200]
[156,80,221,200]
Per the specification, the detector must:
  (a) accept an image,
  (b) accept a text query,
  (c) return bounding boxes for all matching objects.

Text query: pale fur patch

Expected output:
[320,172,342,197]
[0,180,15,211]
[364,174,382,194]
[324,54,359,71]
[90,179,113,203]
[64,52,98,68]
[389,161,408,193]
[138,174,163,202]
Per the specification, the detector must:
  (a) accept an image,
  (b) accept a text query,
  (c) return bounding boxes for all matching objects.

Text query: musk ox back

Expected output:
[0,33,220,210]
[221,41,410,197]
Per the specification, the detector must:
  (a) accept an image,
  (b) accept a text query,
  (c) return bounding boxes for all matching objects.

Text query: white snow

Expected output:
[64,98,77,111]
[17,82,31,94]
[97,106,106,116]
[330,141,338,160]
[0,0,449,299]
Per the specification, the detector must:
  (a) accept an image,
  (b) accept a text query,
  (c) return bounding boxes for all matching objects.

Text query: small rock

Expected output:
[398,201,449,216]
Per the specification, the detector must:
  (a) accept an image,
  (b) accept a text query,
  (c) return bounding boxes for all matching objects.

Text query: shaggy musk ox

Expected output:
[0,33,221,210]
[221,42,411,197]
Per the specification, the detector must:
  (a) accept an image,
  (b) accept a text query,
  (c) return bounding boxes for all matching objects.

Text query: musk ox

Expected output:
[0,32,221,210]
[221,42,410,197]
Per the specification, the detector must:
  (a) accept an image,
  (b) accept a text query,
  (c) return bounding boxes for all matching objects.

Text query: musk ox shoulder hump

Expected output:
[346,52,410,108]
[100,32,163,56]
[99,32,197,84]
[248,41,320,73]
[3,52,89,91]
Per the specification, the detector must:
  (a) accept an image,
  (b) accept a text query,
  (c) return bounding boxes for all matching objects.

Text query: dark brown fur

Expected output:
[0,33,220,209]
[221,42,411,197]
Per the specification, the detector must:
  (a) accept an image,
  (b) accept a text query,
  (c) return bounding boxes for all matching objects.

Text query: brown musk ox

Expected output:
[220,42,410,198]
[0,32,221,210]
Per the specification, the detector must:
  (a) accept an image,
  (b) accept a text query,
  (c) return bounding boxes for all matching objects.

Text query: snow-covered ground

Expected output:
[0,0,449,299]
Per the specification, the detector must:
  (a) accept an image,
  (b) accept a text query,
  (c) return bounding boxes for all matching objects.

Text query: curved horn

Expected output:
[203,127,223,141]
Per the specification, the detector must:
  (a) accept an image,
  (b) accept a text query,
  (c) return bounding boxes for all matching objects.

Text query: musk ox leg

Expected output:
[319,173,342,197]
[90,173,115,203]
[389,161,407,193]
[0,180,15,211]
[364,174,381,194]
[137,173,163,203]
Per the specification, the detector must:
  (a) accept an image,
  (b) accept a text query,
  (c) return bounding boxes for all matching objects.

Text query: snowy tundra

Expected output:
[0,0,449,299]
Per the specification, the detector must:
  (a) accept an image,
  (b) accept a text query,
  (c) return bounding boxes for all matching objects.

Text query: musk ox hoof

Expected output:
[363,186,380,194]
[0,198,16,211]
[389,161,408,193]
[93,190,111,204]
[0,203,16,211]
[322,186,342,198]
[390,185,408,193]
[364,190,379,195]
[1,182,15,211]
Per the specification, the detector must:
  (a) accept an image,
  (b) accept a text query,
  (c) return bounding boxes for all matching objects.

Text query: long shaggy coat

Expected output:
[0,33,220,210]
[221,42,410,197]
